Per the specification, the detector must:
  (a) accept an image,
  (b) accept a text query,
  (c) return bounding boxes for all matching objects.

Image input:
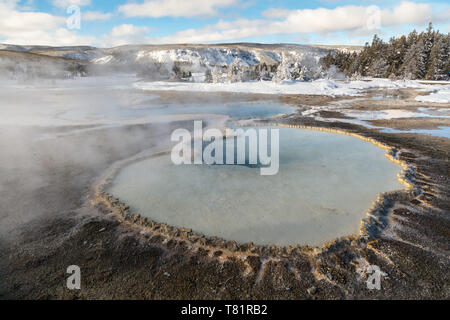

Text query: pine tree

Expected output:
[369,57,389,78]
[417,38,428,79]
[423,22,435,76]
[402,38,427,80]
[445,34,450,79]
[357,42,372,76]
[427,36,449,80]
[346,52,360,76]
[402,43,417,79]
[408,29,418,43]
[390,35,407,77]
[320,23,449,80]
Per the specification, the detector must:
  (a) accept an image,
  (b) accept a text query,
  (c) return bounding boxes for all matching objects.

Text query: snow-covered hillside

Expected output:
[0,50,87,80]
[0,43,333,82]
[89,44,330,83]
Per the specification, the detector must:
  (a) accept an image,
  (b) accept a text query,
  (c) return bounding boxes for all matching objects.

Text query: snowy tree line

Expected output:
[321,23,449,81]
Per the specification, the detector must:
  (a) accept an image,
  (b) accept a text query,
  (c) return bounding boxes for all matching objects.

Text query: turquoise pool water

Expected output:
[107,127,403,246]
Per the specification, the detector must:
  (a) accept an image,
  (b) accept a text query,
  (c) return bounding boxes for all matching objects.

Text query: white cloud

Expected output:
[83,11,112,21]
[154,1,437,44]
[52,0,91,8]
[101,24,151,47]
[0,1,95,45]
[262,2,433,34]
[434,8,450,24]
[118,0,238,18]
[0,0,446,47]
[0,2,63,32]
[110,24,147,37]
[261,8,291,19]
[381,1,432,25]
[2,28,96,46]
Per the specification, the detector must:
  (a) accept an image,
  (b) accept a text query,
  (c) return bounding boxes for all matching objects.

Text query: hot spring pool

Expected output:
[142,102,297,120]
[107,127,404,246]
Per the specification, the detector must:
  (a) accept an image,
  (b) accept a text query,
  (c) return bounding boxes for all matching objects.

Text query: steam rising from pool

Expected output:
[107,127,403,246]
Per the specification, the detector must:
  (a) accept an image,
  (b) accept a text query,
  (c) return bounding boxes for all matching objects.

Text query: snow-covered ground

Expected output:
[135,78,450,100]
[341,109,450,120]
[135,79,358,96]
[415,89,450,103]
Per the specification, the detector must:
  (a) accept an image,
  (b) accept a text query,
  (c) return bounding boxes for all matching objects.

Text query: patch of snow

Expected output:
[190,72,206,83]
[341,109,450,120]
[134,79,361,96]
[417,80,450,85]
[134,78,450,98]
[415,89,450,103]
[91,55,114,64]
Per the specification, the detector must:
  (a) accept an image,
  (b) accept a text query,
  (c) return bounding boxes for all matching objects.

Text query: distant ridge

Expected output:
[0,43,339,82]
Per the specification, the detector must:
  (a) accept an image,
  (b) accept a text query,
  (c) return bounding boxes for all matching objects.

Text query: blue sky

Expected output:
[0,0,449,47]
